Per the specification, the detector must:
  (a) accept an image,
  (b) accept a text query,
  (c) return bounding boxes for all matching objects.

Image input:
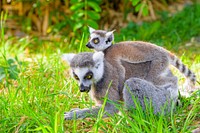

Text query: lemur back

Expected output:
[87,27,196,89]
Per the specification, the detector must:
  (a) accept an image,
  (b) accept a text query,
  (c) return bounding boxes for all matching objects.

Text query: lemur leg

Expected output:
[64,103,118,120]
[123,78,178,114]
[145,56,170,82]
[143,56,179,87]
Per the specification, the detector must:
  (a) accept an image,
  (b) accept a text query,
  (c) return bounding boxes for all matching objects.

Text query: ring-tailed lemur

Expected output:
[86,27,196,92]
[63,52,178,120]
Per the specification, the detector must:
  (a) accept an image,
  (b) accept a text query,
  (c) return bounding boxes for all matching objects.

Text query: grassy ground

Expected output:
[0,4,200,133]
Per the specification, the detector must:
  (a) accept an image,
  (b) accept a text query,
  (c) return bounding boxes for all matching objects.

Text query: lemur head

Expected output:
[62,52,104,92]
[86,27,115,51]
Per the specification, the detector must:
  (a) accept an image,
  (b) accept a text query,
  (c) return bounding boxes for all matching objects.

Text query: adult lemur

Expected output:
[63,52,178,120]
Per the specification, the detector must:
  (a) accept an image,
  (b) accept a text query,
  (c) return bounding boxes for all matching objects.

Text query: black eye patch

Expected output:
[73,72,79,80]
[84,71,93,80]
[106,36,112,44]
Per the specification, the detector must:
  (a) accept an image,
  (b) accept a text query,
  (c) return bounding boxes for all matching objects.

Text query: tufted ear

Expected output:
[62,53,76,64]
[105,30,115,43]
[105,30,115,37]
[92,52,104,64]
[88,26,96,34]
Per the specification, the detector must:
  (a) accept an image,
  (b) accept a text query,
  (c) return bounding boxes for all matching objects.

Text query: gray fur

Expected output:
[70,52,95,68]
[123,78,178,114]
[93,30,107,37]
[87,28,196,87]
[63,52,178,120]
[64,52,120,119]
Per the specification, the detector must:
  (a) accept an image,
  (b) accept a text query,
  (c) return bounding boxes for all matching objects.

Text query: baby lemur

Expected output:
[63,52,178,120]
[86,27,196,91]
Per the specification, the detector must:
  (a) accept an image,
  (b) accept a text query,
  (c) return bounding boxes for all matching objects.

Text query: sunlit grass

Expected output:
[0,35,199,132]
[0,4,200,132]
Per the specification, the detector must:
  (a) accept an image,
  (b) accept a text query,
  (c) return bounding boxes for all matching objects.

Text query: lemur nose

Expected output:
[80,84,86,92]
[80,84,91,92]
[80,88,85,92]
[86,42,94,48]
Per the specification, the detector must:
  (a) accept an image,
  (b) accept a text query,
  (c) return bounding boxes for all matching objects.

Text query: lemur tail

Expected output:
[169,53,196,85]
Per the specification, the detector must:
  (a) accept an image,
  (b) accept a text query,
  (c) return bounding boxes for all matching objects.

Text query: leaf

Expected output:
[70,0,80,4]
[132,0,140,6]
[70,3,84,11]
[86,19,98,29]
[0,67,5,81]
[87,11,100,20]
[9,72,18,80]
[10,65,19,72]
[88,1,101,12]
[7,58,15,65]
[7,65,19,80]
[71,11,84,20]
[135,3,142,12]
[0,67,5,73]
[142,4,149,16]
[0,73,6,81]
[73,21,83,31]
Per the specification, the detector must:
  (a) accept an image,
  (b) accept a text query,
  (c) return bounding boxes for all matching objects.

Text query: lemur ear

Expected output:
[105,30,115,37]
[62,53,76,64]
[93,52,104,63]
[88,26,96,33]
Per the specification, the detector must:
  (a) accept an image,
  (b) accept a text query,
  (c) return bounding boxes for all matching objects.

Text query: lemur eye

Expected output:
[84,73,93,80]
[73,73,79,80]
[92,38,99,44]
[86,75,92,79]
[74,75,79,80]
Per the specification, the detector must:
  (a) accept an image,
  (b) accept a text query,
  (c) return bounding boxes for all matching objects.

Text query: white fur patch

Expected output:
[62,53,76,64]
[74,67,88,81]
[91,60,104,82]
[72,59,104,87]
[89,26,95,33]
[177,60,183,72]
[105,30,115,37]
[160,68,170,77]
[89,33,112,51]
[167,86,178,100]
[93,52,104,63]
[90,33,100,41]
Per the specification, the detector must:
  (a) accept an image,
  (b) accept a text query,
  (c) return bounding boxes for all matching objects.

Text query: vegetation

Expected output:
[116,3,200,50]
[1,0,194,36]
[0,1,200,133]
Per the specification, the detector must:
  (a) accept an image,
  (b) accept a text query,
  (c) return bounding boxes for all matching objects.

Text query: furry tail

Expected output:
[169,53,196,85]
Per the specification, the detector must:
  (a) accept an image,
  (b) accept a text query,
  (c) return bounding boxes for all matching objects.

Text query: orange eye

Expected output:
[93,38,99,44]
[86,75,92,79]
[84,74,93,80]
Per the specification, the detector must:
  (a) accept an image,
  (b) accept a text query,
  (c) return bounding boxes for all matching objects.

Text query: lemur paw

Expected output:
[70,108,80,112]
[64,111,76,120]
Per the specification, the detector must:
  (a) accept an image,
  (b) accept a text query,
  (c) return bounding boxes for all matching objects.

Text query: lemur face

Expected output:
[62,52,104,92]
[71,67,95,92]
[86,27,115,51]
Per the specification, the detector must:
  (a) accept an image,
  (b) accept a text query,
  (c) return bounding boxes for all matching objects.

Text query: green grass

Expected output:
[0,4,200,133]
[116,4,200,51]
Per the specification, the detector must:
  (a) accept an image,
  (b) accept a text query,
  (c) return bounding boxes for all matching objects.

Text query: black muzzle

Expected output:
[80,84,91,92]
[86,42,94,49]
